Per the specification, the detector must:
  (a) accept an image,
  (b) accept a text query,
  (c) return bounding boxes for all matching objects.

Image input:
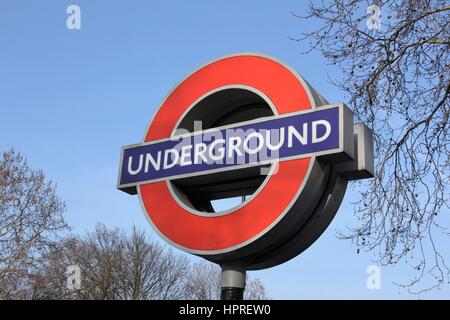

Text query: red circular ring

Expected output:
[139,54,314,253]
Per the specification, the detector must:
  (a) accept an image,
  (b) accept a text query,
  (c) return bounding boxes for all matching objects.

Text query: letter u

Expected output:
[127,154,143,175]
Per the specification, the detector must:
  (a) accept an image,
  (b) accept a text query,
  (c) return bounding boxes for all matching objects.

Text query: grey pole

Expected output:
[220,262,246,300]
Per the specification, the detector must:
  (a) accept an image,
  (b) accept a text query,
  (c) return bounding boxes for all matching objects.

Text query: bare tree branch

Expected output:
[293,0,450,293]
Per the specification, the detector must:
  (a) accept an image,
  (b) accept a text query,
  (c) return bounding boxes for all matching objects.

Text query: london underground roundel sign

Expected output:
[117,53,374,270]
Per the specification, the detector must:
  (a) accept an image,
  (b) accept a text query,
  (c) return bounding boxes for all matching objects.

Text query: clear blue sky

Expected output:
[0,1,448,299]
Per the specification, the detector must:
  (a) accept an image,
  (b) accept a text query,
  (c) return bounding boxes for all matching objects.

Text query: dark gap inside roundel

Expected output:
[170,88,275,213]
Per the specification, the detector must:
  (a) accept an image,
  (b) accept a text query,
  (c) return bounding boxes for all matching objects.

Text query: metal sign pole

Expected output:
[220,262,246,300]
[220,197,247,300]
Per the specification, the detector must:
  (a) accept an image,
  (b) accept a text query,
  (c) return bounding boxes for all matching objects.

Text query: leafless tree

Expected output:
[184,262,221,300]
[32,225,190,300]
[292,0,449,293]
[29,237,78,300]
[0,150,269,299]
[0,149,68,299]
[120,227,190,300]
[184,262,269,300]
[32,225,268,300]
[244,278,269,300]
